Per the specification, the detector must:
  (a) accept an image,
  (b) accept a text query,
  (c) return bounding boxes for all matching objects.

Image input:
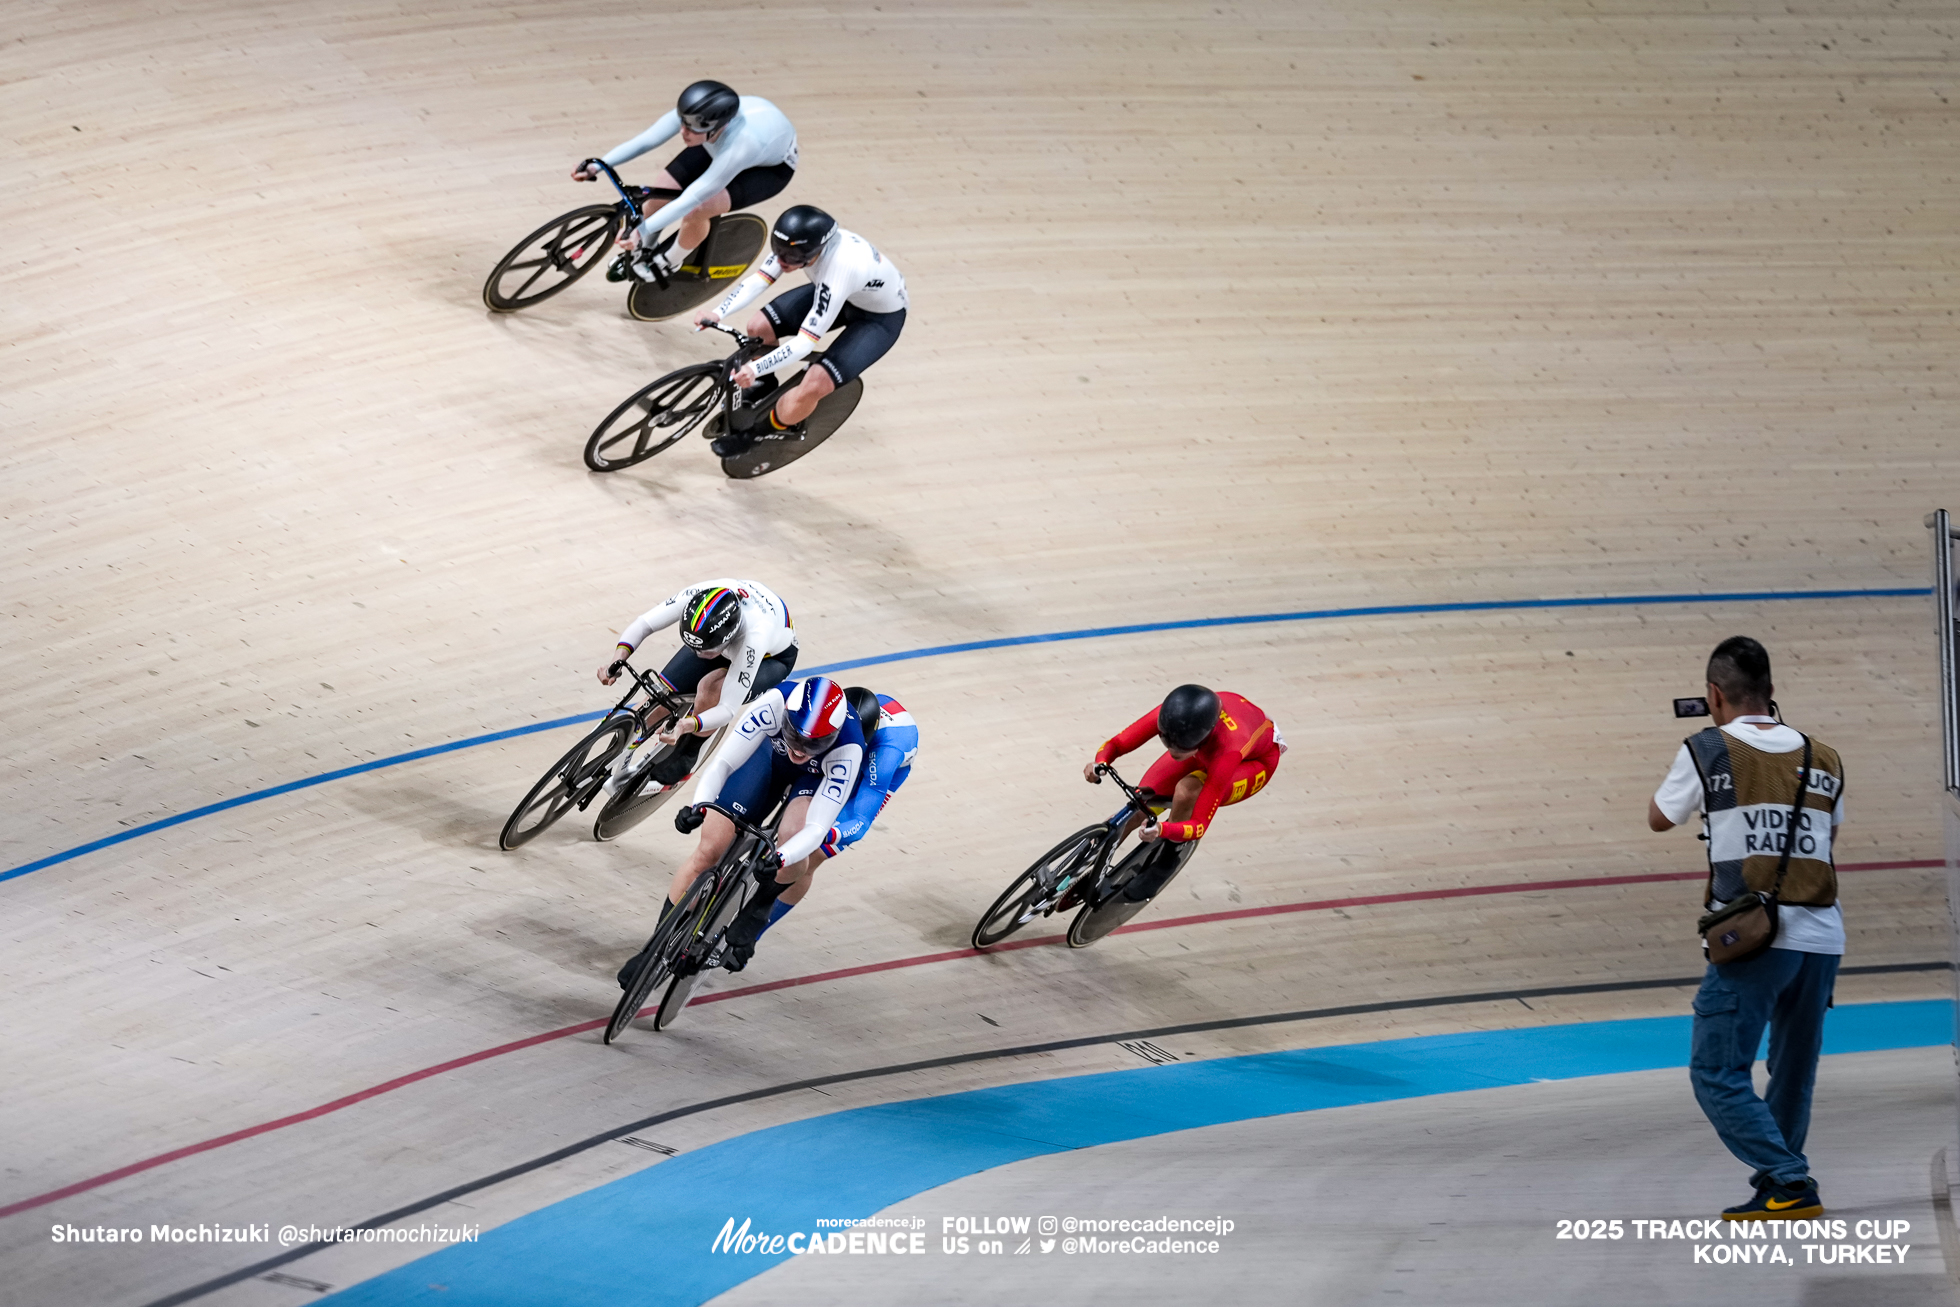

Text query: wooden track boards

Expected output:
[2,1,1957,1302]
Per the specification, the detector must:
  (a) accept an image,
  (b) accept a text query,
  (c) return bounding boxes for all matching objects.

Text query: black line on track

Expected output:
[143,960,1948,1306]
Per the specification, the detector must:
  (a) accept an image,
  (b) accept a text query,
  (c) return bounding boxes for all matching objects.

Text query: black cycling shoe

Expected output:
[1122,845,1182,902]
[719,898,774,972]
[617,947,651,990]
[712,429,755,458]
[616,899,678,987]
[648,734,705,787]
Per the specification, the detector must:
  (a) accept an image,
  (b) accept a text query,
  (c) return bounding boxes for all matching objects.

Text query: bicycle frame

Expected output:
[581,157,741,291]
[1055,765,1167,898]
[699,322,771,431]
[1095,762,1164,835]
[602,658,693,732]
[671,801,787,967]
[579,158,670,231]
[557,659,694,816]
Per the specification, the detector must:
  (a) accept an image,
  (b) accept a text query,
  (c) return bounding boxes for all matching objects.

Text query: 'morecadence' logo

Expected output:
[711,1217,926,1256]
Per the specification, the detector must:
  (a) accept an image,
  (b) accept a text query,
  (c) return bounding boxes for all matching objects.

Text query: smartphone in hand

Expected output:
[1673,697,1710,718]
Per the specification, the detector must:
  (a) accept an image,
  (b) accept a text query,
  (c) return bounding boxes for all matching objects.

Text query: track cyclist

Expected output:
[617,676,864,984]
[691,204,907,457]
[597,579,796,792]
[718,686,919,971]
[1085,684,1286,901]
[573,79,798,284]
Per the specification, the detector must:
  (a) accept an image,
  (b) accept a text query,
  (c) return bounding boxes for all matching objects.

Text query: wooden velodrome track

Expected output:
[4,0,1958,1303]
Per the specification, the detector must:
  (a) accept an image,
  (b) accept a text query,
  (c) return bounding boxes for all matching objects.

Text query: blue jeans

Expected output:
[1689,947,1840,1187]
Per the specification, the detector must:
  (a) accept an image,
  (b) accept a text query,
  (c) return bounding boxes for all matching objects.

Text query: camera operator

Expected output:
[1648,636,1846,1222]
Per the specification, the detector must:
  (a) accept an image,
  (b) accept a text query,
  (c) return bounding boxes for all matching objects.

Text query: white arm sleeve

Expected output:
[694,626,766,732]
[617,587,693,650]
[600,111,681,169]
[711,256,783,324]
[777,743,862,864]
[745,254,853,375]
[745,334,815,379]
[636,133,763,240]
[689,693,779,809]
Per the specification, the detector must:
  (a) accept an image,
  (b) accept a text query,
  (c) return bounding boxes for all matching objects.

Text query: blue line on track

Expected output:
[318,999,1951,1307]
[2,586,1927,885]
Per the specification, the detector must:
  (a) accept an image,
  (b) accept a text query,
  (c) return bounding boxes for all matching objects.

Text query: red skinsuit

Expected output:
[1094,692,1281,842]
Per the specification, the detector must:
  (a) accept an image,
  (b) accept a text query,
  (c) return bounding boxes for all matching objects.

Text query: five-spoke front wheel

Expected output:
[483,205,621,312]
[585,363,726,471]
[972,825,1105,949]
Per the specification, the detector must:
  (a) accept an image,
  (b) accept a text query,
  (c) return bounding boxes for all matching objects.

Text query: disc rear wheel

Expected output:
[625,213,768,321]
[652,969,701,1030]
[593,726,722,841]
[1065,841,1196,949]
[592,756,678,842]
[717,375,864,480]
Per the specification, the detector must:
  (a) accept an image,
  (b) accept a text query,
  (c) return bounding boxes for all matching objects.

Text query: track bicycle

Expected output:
[497,659,707,850]
[971,763,1199,950]
[582,322,864,480]
[606,802,786,1042]
[481,159,766,320]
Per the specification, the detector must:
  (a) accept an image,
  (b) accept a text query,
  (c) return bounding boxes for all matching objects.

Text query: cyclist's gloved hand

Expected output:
[752,849,783,881]
[674,804,707,834]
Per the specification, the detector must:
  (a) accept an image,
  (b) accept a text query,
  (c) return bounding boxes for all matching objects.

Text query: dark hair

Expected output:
[1706,636,1772,710]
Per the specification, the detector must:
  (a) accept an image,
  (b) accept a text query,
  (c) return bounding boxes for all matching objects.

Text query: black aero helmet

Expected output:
[771,205,837,268]
[845,686,882,745]
[679,586,742,651]
[1158,684,1221,751]
[677,80,740,135]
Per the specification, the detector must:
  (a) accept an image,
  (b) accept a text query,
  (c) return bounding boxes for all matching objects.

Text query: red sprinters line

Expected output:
[0,858,1935,1221]
[691,859,1943,1001]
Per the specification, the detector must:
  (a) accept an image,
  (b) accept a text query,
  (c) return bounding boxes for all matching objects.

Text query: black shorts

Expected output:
[664,146,795,212]
[658,641,798,705]
[760,287,907,387]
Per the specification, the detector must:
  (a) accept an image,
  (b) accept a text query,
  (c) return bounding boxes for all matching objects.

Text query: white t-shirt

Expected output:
[1653,717,1846,954]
